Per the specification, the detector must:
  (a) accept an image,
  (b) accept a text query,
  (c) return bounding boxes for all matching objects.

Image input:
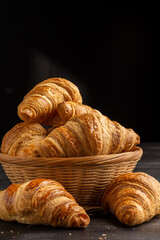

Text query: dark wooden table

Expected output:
[0,142,160,240]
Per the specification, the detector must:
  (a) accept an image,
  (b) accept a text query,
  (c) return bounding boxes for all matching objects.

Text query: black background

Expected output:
[1,2,159,142]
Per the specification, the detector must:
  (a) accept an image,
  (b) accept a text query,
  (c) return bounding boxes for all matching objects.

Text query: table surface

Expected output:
[0,142,160,240]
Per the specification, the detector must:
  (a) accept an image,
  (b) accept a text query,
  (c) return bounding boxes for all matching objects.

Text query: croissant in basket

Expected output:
[52,101,97,126]
[29,112,140,157]
[0,178,90,228]
[101,172,160,226]
[1,111,140,157]
[1,122,47,156]
[18,78,82,125]
[1,76,140,158]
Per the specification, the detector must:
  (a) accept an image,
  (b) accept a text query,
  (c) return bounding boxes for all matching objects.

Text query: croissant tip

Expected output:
[80,214,90,228]
[121,209,138,226]
[20,108,33,119]
[71,213,90,228]
[136,134,140,145]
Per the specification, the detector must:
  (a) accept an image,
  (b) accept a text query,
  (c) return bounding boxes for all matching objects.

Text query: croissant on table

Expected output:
[25,112,140,158]
[101,172,160,226]
[18,78,82,125]
[0,178,90,228]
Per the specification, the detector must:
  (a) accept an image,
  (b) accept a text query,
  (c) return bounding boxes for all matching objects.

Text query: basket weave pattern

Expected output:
[0,147,143,207]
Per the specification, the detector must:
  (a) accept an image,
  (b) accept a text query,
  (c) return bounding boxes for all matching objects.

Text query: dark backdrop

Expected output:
[1,2,159,142]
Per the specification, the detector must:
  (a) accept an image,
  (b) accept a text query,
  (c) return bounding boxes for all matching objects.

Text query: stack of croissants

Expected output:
[0,78,160,228]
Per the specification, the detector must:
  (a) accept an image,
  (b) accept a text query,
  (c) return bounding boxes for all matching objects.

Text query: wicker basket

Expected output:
[0,147,143,208]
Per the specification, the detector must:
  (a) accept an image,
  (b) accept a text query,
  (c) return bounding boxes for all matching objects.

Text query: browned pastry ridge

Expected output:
[0,178,90,228]
[18,78,82,125]
[28,112,140,158]
[1,122,47,156]
[52,101,96,126]
[101,172,160,226]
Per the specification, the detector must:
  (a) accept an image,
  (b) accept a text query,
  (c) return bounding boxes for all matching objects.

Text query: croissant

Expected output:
[1,122,47,156]
[18,78,82,125]
[52,101,96,126]
[0,178,90,228]
[101,172,160,226]
[30,112,140,157]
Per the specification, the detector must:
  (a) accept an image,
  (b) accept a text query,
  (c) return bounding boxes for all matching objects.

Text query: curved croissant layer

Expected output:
[52,102,140,153]
[1,122,47,156]
[52,101,96,126]
[18,78,82,125]
[33,113,102,157]
[0,179,90,228]
[101,172,160,226]
[31,112,140,157]
[95,112,140,154]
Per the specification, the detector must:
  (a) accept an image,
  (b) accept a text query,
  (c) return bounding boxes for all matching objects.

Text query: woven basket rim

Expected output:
[0,147,143,167]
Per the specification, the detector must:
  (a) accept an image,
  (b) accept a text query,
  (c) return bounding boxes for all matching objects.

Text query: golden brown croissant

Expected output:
[101,172,160,226]
[18,78,82,125]
[30,112,140,157]
[52,101,96,126]
[1,122,47,156]
[0,178,90,228]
